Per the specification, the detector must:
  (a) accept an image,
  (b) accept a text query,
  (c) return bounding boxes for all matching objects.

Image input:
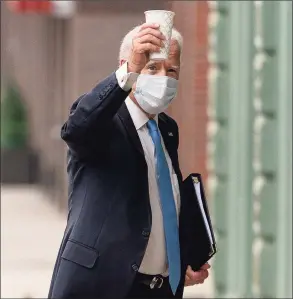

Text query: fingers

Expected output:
[184,274,205,286]
[185,265,210,286]
[134,42,160,55]
[186,268,208,281]
[133,25,165,54]
[200,269,209,280]
[134,27,165,53]
[137,34,163,47]
[137,27,165,40]
[184,275,192,286]
[128,22,165,73]
[140,22,160,30]
[185,265,194,279]
[200,263,211,270]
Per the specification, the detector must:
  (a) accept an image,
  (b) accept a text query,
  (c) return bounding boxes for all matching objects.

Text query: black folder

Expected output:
[180,173,217,271]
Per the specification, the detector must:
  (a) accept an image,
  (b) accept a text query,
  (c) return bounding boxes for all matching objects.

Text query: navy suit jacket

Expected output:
[48,73,191,298]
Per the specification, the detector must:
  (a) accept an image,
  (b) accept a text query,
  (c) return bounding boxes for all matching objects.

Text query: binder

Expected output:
[180,173,217,271]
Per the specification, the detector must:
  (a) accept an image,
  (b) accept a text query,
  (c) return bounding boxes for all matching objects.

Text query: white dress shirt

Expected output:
[116,62,181,275]
[115,61,139,91]
[125,98,181,276]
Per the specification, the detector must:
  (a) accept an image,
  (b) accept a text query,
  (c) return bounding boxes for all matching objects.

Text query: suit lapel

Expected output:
[117,103,145,157]
[118,104,180,179]
[158,115,181,178]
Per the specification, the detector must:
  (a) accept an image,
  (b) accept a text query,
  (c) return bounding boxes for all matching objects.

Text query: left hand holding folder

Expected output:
[184,263,211,286]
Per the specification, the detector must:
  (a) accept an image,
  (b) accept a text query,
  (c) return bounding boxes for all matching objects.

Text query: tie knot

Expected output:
[147,119,158,132]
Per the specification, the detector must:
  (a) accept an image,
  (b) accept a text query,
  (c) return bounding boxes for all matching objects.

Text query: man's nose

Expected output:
[157,68,167,76]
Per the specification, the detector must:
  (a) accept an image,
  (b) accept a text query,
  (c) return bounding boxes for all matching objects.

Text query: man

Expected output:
[48,23,210,299]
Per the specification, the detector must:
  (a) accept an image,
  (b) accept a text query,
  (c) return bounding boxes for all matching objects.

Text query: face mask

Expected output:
[133,74,178,115]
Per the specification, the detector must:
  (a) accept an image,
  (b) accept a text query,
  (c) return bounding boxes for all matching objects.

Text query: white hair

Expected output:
[119,25,183,62]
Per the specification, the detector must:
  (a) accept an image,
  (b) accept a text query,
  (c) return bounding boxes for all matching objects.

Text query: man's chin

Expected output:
[129,94,155,118]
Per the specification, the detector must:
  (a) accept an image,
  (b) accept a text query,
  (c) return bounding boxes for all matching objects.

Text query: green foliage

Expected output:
[1,83,28,149]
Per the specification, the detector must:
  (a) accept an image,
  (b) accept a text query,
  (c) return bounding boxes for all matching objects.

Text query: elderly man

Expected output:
[48,23,210,299]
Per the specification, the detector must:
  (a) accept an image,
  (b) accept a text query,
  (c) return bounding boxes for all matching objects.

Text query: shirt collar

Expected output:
[125,97,158,130]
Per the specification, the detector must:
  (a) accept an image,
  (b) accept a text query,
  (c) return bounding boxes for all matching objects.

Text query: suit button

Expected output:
[142,230,150,237]
[132,263,139,272]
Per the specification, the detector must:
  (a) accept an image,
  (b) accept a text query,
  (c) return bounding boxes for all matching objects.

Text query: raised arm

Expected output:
[61,23,164,159]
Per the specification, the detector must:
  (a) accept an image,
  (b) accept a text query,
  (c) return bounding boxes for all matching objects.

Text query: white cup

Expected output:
[144,10,175,60]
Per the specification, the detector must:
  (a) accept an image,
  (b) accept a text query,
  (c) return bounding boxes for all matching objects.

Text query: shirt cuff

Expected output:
[115,62,139,92]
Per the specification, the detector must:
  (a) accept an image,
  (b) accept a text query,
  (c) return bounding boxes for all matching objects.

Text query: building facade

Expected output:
[1,1,209,209]
[2,1,291,298]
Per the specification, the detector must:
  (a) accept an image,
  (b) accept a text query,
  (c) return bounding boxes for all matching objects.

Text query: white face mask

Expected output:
[133,74,178,115]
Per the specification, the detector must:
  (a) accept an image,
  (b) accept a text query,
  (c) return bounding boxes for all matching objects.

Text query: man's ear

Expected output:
[119,59,126,67]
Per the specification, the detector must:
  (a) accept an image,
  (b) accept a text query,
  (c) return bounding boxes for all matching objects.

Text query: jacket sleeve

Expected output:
[61,72,130,158]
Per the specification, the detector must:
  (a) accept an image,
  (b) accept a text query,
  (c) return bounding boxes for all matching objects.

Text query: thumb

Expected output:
[200,263,211,270]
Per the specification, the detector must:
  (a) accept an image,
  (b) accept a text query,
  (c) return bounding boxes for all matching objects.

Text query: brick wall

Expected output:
[169,1,209,181]
[2,1,209,208]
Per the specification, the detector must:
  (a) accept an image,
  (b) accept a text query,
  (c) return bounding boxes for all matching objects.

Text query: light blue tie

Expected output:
[147,119,181,295]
